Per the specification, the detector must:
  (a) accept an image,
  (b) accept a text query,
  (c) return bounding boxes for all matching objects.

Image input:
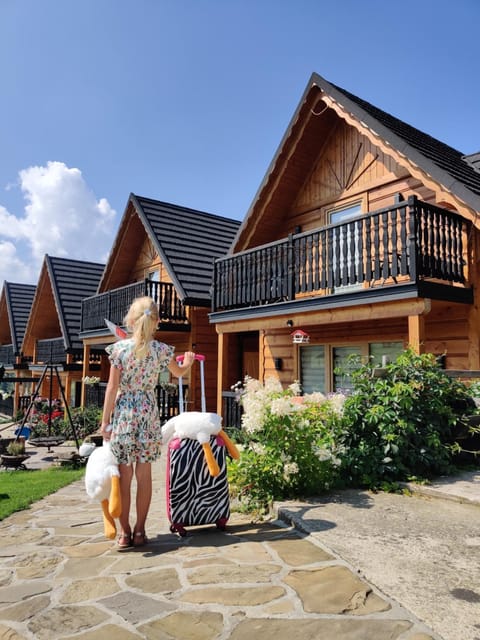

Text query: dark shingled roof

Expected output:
[131,194,242,304]
[4,282,36,355]
[46,256,105,350]
[309,73,480,210]
[329,80,480,197]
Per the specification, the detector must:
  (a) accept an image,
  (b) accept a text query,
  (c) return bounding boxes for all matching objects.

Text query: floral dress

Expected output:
[106,338,175,464]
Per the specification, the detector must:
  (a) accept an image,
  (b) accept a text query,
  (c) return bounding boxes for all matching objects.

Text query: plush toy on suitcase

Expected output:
[161,354,240,537]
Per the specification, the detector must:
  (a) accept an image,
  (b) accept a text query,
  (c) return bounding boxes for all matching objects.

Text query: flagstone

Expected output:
[267,537,334,565]
[187,562,282,585]
[139,611,224,640]
[0,529,48,547]
[59,556,116,579]
[14,553,61,579]
[0,569,12,587]
[0,622,24,639]
[217,540,274,563]
[0,595,51,622]
[63,541,113,557]
[60,578,121,603]
[228,618,412,640]
[0,581,52,604]
[284,566,390,614]
[27,604,109,639]
[99,591,175,624]
[63,624,143,639]
[180,585,285,606]
[125,568,181,594]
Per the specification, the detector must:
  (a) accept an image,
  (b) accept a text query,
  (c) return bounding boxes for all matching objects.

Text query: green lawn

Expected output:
[0,467,85,520]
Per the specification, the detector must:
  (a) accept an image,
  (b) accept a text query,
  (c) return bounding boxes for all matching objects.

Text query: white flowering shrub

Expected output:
[229,376,346,511]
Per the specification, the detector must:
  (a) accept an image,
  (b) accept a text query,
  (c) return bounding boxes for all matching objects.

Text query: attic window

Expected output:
[147,270,159,282]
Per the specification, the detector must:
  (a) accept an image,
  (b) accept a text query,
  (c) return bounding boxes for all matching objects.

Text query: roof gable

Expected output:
[23,255,104,353]
[232,72,480,251]
[99,194,241,304]
[5,282,36,354]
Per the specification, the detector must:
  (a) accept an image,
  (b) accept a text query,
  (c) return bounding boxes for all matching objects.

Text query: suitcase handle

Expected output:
[176,354,205,363]
[176,354,206,413]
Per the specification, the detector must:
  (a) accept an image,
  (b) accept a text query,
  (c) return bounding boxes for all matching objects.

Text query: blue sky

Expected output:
[1,0,479,284]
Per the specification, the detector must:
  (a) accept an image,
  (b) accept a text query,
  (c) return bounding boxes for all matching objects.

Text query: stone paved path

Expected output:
[0,454,440,640]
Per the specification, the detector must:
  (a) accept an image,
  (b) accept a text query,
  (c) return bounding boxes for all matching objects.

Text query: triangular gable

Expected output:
[232,72,480,252]
[99,193,241,305]
[23,255,104,355]
[0,282,36,354]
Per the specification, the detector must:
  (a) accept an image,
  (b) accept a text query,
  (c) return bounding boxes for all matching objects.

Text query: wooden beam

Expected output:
[215,299,431,334]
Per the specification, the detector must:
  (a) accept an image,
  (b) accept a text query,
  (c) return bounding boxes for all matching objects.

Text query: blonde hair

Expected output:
[123,296,159,359]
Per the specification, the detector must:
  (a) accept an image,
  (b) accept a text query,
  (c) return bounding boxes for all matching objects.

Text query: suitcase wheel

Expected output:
[170,523,187,537]
[216,518,228,531]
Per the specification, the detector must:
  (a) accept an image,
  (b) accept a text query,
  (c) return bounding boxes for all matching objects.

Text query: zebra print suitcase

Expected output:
[165,354,231,537]
[166,435,230,536]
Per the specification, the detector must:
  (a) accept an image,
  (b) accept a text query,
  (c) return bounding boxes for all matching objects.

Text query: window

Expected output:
[146,270,159,282]
[369,342,403,367]
[332,345,362,393]
[299,341,404,394]
[300,345,326,394]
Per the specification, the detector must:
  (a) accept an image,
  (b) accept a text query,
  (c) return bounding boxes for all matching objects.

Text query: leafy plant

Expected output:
[228,377,345,511]
[338,348,474,487]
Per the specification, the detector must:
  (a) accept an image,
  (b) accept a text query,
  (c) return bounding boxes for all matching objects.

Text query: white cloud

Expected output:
[0,161,117,283]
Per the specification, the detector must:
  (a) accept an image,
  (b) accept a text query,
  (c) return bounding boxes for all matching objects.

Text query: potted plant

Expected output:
[1,440,29,469]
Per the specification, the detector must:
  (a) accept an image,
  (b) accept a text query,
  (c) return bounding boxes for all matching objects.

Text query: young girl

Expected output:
[100,296,195,550]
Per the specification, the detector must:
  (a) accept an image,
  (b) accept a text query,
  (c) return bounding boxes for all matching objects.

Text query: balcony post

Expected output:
[287,233,295,300]
[407,195,418,282]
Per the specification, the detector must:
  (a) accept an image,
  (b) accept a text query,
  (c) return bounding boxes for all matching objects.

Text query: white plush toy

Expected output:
[83,441,122,540]
[161,411,240,476]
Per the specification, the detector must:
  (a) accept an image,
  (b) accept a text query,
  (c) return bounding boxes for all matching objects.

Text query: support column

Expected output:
[259,330,266,382]
[216,332,226,416]
[467,234,480,369]
[81,344,91,407]
[408,314,425,354]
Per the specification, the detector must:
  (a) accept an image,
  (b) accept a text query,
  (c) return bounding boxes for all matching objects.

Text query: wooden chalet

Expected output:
[210,72,480,415]
[22,255,105,409]
[0,282,36,415]
[79,193,241,414]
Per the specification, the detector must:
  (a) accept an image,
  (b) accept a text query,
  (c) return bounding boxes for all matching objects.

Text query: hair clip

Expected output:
[144,308,152,316]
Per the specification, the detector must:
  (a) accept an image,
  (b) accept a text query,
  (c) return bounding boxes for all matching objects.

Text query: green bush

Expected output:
[338,348,474,487]
[228,377,345,512]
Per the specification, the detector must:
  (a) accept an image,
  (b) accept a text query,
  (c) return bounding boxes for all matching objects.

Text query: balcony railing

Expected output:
[0,344,14,365]
[81,279,189,333]
[36,338,66,364]
[212,196,470,312]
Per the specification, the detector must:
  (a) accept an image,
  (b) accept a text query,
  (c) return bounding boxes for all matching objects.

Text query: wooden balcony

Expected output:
[212,196,473,316]
[81,279,190,334]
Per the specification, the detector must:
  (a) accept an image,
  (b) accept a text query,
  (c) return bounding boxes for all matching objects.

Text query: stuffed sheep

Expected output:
[161,411,240,476]
[81,440,122,540]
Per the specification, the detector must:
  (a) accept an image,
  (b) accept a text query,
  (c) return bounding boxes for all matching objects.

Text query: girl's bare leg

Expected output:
[134,461,152,539]
[119,463,134,538]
